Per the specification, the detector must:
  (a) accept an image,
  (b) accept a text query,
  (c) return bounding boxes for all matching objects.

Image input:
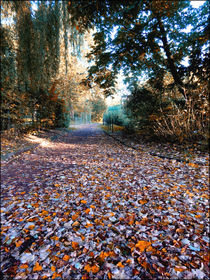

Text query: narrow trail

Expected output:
[1,124,209,279]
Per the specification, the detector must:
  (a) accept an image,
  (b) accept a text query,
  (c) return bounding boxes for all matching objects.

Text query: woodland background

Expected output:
[1,0,209,144]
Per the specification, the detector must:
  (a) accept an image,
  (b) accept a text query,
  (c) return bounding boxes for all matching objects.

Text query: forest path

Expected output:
[1,124,209,279]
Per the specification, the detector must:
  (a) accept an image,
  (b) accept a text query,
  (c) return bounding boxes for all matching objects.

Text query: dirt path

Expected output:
[1,124,209,279]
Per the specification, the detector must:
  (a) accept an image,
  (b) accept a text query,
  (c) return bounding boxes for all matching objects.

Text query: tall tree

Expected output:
[68,0,208,98]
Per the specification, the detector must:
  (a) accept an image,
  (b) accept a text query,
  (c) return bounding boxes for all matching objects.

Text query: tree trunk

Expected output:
[156,16,186,98]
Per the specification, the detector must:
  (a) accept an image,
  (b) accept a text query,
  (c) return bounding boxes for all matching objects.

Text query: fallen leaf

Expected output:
[33,262,42,272]
[63,255,70,261]
[136,240,152,252]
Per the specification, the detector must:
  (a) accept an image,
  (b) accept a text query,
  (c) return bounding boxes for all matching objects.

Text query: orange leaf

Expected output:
[72,214,79,221]
[84,264,92,273]
[89,251,94,257]
[108,251,115,257]
[99,251,107,261]
[195,215,202,219]
[51,265,56,272]
[108,272,112,279]
[63,255,70,261]
[72,241,79,250]
[51,236,59,241]
[33,262,42,272]
[41,210,48,216]
[52,272,61,279]
[85,209,90,214]
[15,240,23,247]
[20,264,28,269]
[141,261,148,269]
[136,240,152,252]
[81,200,87,204]
[91,264,100,274]
[129,219,134,225]
[174,266,186,272]
[84,264,100,273]
[139,200,148,205]
[28,225,35,230]
[117,262,124,268]
[85,223,93,228]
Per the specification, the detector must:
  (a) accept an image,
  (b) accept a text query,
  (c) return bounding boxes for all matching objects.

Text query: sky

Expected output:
[190,1,206,8]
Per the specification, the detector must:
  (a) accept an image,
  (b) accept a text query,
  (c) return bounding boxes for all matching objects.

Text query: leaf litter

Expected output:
[1,124,209,279]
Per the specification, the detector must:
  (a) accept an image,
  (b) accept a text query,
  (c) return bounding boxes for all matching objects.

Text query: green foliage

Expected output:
[90,96,107,122]
[1,1,83,132]
[68,0,205,97]
[103,105,129,127]
[124,87,162,129]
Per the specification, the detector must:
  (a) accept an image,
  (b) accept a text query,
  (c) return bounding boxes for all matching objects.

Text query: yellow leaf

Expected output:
[33,262,42,272]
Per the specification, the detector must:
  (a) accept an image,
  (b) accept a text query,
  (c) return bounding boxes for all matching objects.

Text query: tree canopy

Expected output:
[1,1,107,131]
[68,0,209,141]
[68,0,209,96]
